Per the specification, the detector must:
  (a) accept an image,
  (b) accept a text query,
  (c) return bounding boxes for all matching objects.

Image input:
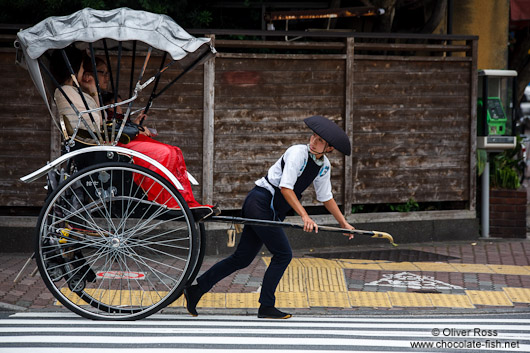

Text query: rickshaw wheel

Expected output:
[35,162,199,320]
[170,222,205,304]
[187,222,206,286]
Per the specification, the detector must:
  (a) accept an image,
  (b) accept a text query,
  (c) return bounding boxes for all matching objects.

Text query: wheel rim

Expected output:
[36,163,197,319]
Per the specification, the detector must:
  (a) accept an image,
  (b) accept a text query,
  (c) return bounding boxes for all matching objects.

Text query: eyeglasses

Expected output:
[97,70,110,77]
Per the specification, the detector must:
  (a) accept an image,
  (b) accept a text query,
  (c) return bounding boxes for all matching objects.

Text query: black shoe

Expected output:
[257,305,292,319]
[184,284,204,317]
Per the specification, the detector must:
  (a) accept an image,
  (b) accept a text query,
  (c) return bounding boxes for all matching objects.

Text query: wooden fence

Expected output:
[0,31,478,215]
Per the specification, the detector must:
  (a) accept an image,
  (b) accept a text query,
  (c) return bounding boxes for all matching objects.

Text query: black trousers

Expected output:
[196,186,293,306]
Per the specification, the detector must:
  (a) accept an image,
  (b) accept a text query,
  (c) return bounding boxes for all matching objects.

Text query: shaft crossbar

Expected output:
[203,215,397,246]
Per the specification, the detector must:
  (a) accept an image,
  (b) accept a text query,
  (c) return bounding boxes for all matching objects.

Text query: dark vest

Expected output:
[266,154,321,220]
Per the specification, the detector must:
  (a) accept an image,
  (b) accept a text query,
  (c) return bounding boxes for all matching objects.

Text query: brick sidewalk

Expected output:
[1,238,530,314]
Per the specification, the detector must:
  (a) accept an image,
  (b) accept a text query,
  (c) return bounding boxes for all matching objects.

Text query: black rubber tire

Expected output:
[35,162,199,320]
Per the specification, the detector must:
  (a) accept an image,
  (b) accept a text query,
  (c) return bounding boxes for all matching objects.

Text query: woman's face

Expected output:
[96,64,110,91]
[76,64,85,85]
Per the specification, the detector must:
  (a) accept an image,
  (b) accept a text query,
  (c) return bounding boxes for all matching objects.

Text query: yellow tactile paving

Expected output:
[378,262,421,271]
[59,288,172,306]
[340,259,384,264]
[277,267,300,292]
[55,256,530,311]
[335,259,530,275]
[446,263,494,273]
[262,257,342,269]
[197,293,226,308]
[465,290,513,306]
[503,287,530,303]
[226,293,260,308]
[339,260,383,270]
[308,291,351,308]
[167,295,184,307]
[388,291,433,307]
[487,264,530,275]
[427,293,475,308]
[262,258,305,268]
[58,288,87,306]
[298,257,343,269]
[348,291,391,308]
[306,267,347,292]
[275,292,309,308]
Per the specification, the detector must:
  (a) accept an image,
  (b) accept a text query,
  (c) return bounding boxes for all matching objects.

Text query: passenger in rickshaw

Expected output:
[51,46,208,211]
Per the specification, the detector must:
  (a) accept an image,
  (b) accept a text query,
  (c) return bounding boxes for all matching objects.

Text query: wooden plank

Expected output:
[354,55,472,62]
[354,42,471,52]
[354,59,471,72]
[217,70,343,85]
[215,39,345,50]
[217,52,346,60]
[215,95,345,109]
[216,57,345,71]
[215,83,343,97]
[352,84,470,97]
[203,35,215,206]
[468,38,478,212]
[343,37,354,213]
[351,96,469,107]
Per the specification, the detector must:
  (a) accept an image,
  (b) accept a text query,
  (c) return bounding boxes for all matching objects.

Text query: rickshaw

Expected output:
[15,8,395,321]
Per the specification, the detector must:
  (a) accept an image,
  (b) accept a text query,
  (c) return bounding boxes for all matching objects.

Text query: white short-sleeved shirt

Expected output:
[255,144,333,203]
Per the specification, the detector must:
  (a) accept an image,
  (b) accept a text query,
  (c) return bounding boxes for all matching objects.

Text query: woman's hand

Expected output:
[132,113,147,125]
[80,73,98,98]
[132,113,151,136]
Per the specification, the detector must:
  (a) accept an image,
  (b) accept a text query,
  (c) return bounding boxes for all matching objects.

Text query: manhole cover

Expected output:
[309,249,459,262]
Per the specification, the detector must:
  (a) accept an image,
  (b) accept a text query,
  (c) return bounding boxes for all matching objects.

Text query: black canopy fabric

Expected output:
[304,115,351,156]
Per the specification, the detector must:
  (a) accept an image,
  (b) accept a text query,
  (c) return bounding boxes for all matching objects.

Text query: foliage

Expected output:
[187,9,213,28]
[477,149,487,177]
[490,136,524,190]
[388,198,420,212]
[0,0,192,27]
[352,198,426,213]
[351,204,364,214]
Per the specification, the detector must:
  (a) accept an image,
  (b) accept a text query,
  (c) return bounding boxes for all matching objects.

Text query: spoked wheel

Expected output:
[35,162,199,320]
[184,222,206,288]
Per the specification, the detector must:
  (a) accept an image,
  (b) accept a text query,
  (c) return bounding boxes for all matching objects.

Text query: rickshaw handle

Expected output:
[203,215,397,246]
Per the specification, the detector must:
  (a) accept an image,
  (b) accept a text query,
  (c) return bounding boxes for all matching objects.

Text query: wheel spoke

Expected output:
[35,162,199,320]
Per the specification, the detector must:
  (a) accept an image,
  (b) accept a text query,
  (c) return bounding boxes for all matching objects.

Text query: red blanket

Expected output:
[120,135,205,209]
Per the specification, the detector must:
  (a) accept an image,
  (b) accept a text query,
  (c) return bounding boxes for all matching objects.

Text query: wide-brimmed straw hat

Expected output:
[304,115,351,156]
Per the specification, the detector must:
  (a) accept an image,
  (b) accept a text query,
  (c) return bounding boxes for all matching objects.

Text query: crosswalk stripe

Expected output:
[2,319,529,331]
[1,313,528,352]
[1,326,529,339]
[9,312,530,323]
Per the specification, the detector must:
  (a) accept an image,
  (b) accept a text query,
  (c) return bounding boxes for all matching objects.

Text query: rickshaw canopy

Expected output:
[14,7,215,115]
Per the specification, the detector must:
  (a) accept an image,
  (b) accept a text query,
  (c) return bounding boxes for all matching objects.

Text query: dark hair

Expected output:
[101,91,115,105]
[83,56,106,76]
[49,45,84,85]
